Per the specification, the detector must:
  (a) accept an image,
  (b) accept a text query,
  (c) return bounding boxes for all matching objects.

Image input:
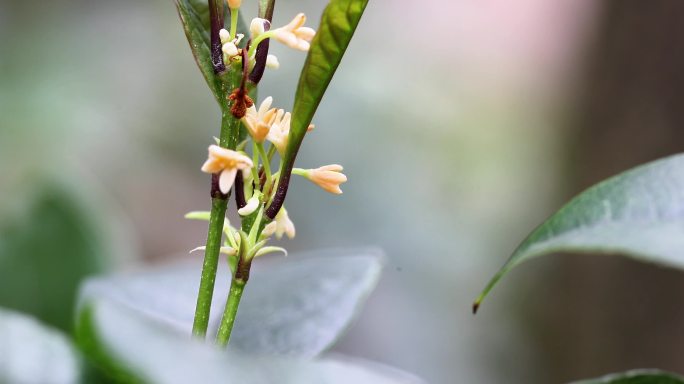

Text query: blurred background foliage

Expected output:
[1,0,683,383]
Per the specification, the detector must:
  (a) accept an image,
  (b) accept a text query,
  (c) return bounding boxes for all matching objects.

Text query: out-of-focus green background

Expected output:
[3,0,684,382]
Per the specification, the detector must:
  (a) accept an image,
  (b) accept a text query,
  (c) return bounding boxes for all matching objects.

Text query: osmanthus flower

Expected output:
[262,207,295,240]
[219,29,244,63]
[201,145,253,194]
[242,97,278,143]
[250,17,268,38]
[265,109,314,155]
[265,109,291,154]
[294,164,348,194]
[273,13,316,52]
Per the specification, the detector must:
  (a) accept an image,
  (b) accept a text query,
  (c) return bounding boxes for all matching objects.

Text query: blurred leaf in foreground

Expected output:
[80,248,383,357]
[0,307,82,384]
[76,284,423,384]
[0,183,107,331]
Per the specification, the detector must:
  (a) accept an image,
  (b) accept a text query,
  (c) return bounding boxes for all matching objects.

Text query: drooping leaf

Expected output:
[0,185,107,331]
[474,154,684,311]
[79,248,383,357]
[0,307,82,384]
[76,296,423,384]
[571,369,684,383]
[282,0,369,166]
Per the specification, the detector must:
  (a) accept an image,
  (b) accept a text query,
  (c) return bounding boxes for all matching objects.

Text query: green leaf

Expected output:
[76,297,422,384]
[79,248,383,357]
[0,185,107,331]
[571,369,684,383]
[474,154,684,311]
[283,0,369,165]
[176,0,219,98]
[175,0,247,104]
[0,307,82,384]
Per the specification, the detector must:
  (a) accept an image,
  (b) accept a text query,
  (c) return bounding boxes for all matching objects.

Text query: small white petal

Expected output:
[238,195,260,216]
[222,42,238,57]
[266,54,280,69]
[189,246,206,254]
[219,168,238,194]
[219,29,230,44]
[296,40,310,52]
[262,221,276,237]
[285,220,296,239]
[258,96,273,116]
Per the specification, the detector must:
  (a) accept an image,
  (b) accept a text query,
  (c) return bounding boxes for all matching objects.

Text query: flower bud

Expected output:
[219,29,231,44]
[266,54,280,69]
[227,0,241,9]
[250,18,267,37]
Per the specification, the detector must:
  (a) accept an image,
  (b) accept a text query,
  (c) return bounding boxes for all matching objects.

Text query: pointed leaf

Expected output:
[79,248,383,357]
[0,308,82,384]
[76,297,422,384]
[282,0,369,165]
[571,369,684,383]
[475,154,684,311]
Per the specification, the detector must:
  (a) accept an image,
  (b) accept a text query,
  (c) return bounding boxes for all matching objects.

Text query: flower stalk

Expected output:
[187,0,348,346]
[192,67,242,338]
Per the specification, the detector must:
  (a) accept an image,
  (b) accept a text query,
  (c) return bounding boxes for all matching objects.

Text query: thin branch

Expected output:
[209,0,226,73]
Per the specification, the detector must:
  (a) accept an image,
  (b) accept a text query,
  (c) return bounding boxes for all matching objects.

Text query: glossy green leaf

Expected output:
[0,185,107,331]
[79,248,383,357]
[475,154,684,311]
[283,0,369,164]
[76,297,422,384]
[571,369,684,383]
[0,307,82,384]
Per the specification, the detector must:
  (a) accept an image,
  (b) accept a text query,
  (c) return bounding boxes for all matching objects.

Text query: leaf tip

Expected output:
[472,300,480,315]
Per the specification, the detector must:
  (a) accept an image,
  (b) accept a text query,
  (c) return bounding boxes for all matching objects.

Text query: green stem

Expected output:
[229,7,239,41]
[191,197,227,337]
[192,100,241,338]
[248,30,276,58]
[257,143,272,187]
[251,141,261,190]
[216,278,246,346]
